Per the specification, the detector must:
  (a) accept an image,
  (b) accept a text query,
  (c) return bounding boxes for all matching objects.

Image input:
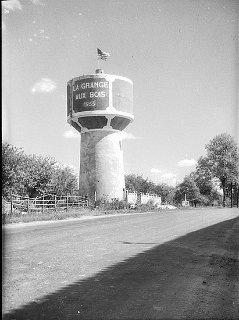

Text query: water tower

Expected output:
[67,69,133,203]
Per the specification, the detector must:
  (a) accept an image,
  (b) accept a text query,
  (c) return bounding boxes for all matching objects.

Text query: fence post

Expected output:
[66,194,68,212]
[42,195,44,213]
[27,198,30,214]
[54,195,57,211]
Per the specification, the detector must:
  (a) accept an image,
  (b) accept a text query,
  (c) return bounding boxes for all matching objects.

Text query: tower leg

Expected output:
[79,130,125,203]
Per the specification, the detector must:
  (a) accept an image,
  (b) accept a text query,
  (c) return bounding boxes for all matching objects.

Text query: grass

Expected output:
[4,199,225,225]
[3,203,226,225]
[2,202,167,225]
[2,208,93,224]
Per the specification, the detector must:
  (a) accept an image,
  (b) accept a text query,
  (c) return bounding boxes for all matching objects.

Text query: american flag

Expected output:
[97,48,110,61]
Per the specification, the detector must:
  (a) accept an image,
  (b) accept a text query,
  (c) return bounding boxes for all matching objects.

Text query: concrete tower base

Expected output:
[79,130,125,203]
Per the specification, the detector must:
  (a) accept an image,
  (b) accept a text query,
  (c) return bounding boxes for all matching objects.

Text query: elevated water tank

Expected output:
[67,69,133,202]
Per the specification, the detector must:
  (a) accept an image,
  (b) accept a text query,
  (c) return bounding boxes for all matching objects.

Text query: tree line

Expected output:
[2,133,239,206]
[125,133,239,207]
[177,133,239,207]
[2,143,78,199]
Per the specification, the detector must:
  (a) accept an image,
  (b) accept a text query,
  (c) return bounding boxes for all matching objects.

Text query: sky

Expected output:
[2,0,239,187]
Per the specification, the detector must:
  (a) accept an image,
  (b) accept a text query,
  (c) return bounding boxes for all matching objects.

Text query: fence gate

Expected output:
[8,193,89,214]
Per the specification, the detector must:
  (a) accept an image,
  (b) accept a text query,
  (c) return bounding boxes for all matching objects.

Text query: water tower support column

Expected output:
[79,130,125,202]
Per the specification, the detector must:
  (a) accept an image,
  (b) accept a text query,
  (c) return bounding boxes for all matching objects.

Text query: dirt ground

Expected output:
[2,208,239,319]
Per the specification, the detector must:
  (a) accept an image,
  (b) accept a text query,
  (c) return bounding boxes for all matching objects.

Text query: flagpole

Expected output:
[97,48,110,71]
[97,48,99,70]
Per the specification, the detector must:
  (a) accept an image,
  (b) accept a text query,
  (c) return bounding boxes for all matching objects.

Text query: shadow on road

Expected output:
[3,217,239,320]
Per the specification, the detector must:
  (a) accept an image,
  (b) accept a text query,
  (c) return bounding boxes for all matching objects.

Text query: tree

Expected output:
[22,155,56,198]
[189,158,223,206]
[191,156,213,197]
[2,143,26,198]
[125,174,152,194]
[205,133,239,207]
[125,174,176,203]
[174,176,201,207]
[50,165,78,196]
[2,143,79,199]
[153,184,175,204]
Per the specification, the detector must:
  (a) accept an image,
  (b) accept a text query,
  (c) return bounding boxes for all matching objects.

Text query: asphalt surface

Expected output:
[2,208,239,319]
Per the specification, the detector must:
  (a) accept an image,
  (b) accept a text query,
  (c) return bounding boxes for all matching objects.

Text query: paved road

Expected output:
[3,208,239,319]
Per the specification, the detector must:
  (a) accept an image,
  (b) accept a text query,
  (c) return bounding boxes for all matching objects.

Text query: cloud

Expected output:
[177,158,197,167]
[2,0,22,11]
[31,78,56,93]
[150,168,162,174]
[161,173,177,179]
[63,130,80,139]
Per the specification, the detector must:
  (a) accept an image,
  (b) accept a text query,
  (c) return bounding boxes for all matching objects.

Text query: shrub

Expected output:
[93,198,129,210]
[135,200,157,212]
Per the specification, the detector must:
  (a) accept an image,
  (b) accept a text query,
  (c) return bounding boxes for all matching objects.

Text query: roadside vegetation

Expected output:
[2,142,78,199]
[126,134,239,208]
[2,200,167,225]
[2,133,239,224]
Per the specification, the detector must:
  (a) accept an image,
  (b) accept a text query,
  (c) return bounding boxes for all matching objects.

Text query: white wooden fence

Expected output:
[8,193,88,214]
[126,191,161,207]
